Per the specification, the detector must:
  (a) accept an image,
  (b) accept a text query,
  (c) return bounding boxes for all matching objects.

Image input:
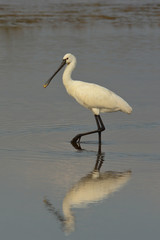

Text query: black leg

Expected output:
[98,115,105,131]
[95,115,105,145]
[71,114,105,148]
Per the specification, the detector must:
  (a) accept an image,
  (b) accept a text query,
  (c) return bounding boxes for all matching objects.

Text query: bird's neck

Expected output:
[62,61,76,87]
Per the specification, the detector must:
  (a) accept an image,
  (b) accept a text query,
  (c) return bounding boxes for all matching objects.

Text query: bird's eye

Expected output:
[66,57,68,60]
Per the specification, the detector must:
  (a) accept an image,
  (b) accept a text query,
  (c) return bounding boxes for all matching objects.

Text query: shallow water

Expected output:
[0,1,160,239]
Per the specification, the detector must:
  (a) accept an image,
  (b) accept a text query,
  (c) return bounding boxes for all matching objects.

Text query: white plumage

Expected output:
[44,53,132,147]
[62,54,132,115]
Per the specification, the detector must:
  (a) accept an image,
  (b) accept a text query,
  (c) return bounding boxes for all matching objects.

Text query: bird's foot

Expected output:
[71,134,81,143]
[71,134,82,150]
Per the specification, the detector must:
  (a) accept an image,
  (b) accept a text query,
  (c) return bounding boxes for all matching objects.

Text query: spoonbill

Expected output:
[43,53,132,146]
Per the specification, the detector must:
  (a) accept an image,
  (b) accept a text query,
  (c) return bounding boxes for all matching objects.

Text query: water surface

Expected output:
[0,1,160,239]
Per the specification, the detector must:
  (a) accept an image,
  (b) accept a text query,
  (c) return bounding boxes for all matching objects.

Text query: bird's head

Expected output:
[63,53,76,66]
[43,53,76,88]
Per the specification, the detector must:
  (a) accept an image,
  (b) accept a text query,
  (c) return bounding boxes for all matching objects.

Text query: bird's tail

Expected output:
[117,95,132,114]
[122,103,132,114]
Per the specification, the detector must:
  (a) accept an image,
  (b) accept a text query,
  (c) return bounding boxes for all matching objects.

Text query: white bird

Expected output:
[44,53,132,146]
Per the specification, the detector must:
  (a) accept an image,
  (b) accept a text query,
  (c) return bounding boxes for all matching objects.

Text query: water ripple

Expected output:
[0,3,160,27]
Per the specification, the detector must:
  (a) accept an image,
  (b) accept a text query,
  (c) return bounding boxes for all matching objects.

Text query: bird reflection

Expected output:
[44,144,131,234]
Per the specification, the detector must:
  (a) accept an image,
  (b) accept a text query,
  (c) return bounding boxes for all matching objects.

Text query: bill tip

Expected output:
[43,84,47,88]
